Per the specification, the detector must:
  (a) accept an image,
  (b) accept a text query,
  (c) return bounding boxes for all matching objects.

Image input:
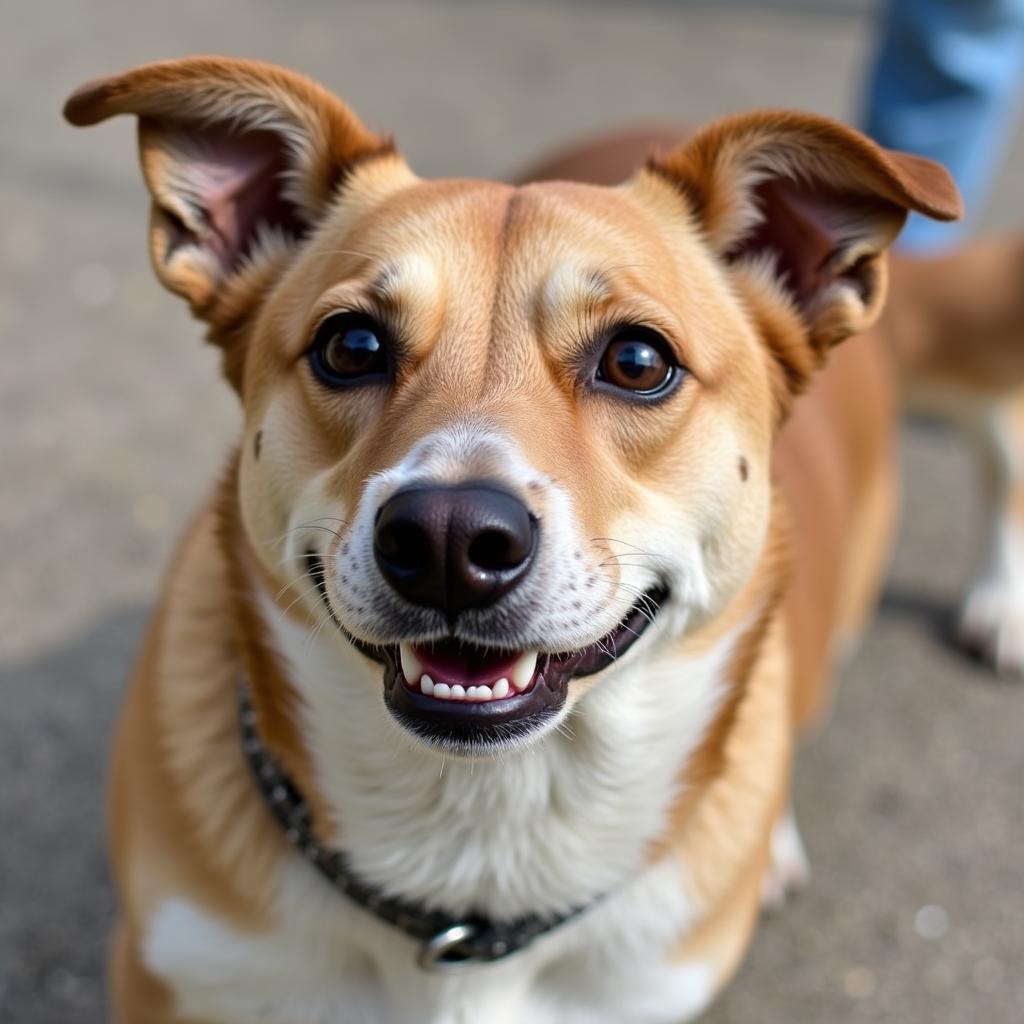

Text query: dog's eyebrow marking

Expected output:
[369,254,440,311]
[738,456,748,482]
[541,263,614,324]
[254,430,263,461]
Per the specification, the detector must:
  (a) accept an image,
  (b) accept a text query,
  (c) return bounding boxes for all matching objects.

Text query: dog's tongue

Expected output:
[400,641,538,691]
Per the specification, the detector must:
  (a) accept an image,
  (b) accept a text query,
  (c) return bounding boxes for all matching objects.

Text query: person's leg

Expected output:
[864,0,1024,253]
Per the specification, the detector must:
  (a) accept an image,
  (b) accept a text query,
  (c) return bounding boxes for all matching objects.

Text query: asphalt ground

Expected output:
[1,2,1022,1021]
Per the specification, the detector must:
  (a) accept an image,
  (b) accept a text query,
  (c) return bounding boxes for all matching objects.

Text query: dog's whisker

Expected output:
[258,518,350,553]
[274,569,315,602]
[278,578,331,620]
[592,579,661,628]
[597,553,661,567]
[592,572,660,602]
[306,607,339,648]
[273,559,325,599]
[591,536,660,554]
[285,523,343,541]
[555,719,577,743]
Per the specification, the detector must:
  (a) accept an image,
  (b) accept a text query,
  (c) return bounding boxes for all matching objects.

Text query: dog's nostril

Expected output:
[468,528,522,571]
[378,520,431,571]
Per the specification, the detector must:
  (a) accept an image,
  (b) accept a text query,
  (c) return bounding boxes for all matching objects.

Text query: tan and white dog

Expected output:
[64,57,985,1023]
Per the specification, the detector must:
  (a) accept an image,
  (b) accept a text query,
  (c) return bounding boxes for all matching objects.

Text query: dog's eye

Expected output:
[596,329,678,396]
[308,313,389,386]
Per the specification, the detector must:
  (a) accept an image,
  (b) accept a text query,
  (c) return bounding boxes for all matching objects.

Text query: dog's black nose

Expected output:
[373,483,537,616]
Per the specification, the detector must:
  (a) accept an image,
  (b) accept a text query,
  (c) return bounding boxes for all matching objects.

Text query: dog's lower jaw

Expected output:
[383,650,567,754]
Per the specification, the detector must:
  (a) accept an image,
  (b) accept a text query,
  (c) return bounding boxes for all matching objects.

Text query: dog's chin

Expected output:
[347,585,670,756]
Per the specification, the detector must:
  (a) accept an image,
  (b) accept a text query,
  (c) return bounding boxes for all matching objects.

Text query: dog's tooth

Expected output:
[399,644,423,683]
[492,678,510,699]
[476,684,493,701]
[420,674,435,696]
[433,682,451,699]
[450,684,466,700]
[466,686,480,700]
[511,651,538,690]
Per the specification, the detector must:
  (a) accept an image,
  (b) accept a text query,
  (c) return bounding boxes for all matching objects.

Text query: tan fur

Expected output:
[65,59,977,1021]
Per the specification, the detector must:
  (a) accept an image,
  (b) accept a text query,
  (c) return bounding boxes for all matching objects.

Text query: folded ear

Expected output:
[644,110,961,358]
[64,57,394,327]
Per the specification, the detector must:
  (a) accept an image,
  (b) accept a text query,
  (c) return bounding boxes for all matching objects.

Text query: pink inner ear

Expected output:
[730,178,894,310]
[161,121,308,272]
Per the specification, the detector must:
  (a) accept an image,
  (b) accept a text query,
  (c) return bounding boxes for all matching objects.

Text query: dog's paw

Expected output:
[958,577,1024,677]
[760,807,810,913]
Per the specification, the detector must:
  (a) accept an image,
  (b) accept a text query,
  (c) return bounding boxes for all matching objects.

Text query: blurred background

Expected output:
[1,1,1022,1021]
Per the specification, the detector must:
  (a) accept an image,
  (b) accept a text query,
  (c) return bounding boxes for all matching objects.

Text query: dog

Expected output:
[64,57,981,1023]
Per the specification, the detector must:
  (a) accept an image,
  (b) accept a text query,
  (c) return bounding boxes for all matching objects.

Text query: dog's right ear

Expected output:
[64,57,403,383]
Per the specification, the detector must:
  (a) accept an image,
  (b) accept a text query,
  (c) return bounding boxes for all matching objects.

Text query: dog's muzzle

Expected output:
[313,481,670,752]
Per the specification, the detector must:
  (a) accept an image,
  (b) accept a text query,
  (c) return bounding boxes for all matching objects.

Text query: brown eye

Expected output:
[596,329,679,396]
[309,313,389,386]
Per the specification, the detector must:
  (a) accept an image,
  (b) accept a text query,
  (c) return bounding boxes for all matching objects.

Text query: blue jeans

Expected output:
[864,0,1024,252]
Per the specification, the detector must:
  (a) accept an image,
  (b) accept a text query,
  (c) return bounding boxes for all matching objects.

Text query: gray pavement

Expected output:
[1,2,1022,1021]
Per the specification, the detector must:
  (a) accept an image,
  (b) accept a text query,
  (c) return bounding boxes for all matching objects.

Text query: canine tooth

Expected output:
[450,684,466,700]
[420,675,435,696]
[511,651,538,690]
[492,678,510,699]
[433,682,451,699]
[477,684,493,701]
[400,644,423,683]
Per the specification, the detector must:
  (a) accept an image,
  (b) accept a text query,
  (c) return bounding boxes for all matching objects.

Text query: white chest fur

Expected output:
[145,857,715,1024]
[143,602,745,1023]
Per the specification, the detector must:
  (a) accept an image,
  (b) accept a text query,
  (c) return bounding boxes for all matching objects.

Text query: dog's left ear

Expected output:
[643,111,961,358]
[64,57,401,385]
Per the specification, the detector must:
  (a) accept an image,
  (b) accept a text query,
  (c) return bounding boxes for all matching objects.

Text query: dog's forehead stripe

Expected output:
[541,263,614,323]
[369,254,441,310]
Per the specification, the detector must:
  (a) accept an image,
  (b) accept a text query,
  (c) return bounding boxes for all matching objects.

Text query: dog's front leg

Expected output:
[110,919,229,1024]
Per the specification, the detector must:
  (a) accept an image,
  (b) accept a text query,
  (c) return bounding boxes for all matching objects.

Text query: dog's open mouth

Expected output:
[305,552,666,749]
[378,585,668,749]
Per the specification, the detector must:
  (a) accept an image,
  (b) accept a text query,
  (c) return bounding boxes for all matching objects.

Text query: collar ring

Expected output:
[417,923,482,972]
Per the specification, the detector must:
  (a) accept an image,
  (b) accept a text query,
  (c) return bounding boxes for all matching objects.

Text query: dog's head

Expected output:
[66,58,959,755]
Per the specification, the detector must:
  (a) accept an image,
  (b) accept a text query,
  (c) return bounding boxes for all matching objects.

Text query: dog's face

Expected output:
[238,172,778,752]
[66,58,959,754]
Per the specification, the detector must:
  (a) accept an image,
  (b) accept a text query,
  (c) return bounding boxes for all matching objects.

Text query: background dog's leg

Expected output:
[957,399,1024,676]
[888,238,1024,677]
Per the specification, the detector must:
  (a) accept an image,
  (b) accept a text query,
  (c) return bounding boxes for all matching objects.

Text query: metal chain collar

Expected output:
[238,683,589,970]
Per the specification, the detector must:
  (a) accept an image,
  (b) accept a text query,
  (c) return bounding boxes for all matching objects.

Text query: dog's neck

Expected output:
[220,474,791,924]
